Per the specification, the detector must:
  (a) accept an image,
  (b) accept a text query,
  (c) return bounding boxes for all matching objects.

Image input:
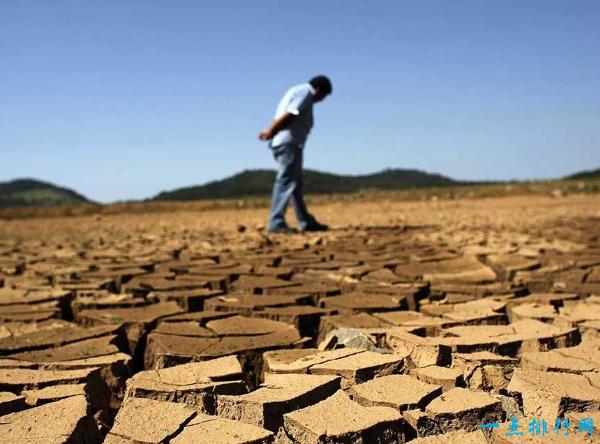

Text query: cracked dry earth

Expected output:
[0,194,599,443]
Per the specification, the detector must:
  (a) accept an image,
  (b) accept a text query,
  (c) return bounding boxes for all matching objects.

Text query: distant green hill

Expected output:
[566,167,600,180]
[152,168,462,201]
[2,164,598,210]
[0,179,94,207]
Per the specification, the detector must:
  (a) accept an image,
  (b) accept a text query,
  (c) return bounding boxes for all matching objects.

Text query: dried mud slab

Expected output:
[0,319,72,341]
[281,390,404,443]
[507,368,600,419]
[204,293,312,316]
[0,323,120,355]
[2,194,600,441]
[521,343,600,373]
[0,392,27,415]
[0,302,62,322]
[124,355,245,412]
[349,374,442,412]
[507,302,558,323]
[171,413,274,444]
[252,306,334,338]
[436,319,580,356]
[71,293,149,321]
[5,333,132,410]
[0,366,99,391]
[395,256,497,285]
[558,300,600,325]
[0,395,101,443]
[308,350,405,388]
[230,276,301,293]
[145,316,302,370]
[405,387,503,436]
[216,373,340,430]
[385,330,452,368]
[77,301,184,358]
[320,292,408,314]
[0,365,112,409]
[263,348,362,374]
[105,397,196,443]
[263,282,340,301]
[22,383,86,406]
[154,288,225,311]
[206,315,300,336]
[409,365,464,392]
[451,351,517,391]
[0,288,73,322]
[372,310,456,336]
[8,335,121,362]
[158,309,237,325]
[264,347,404,388]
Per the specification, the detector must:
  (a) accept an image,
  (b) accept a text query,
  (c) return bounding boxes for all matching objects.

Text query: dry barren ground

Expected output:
[0,194,599,443]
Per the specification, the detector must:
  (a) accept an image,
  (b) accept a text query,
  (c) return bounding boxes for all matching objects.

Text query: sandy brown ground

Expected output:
[1,194,599,443]
[2,194,599,238]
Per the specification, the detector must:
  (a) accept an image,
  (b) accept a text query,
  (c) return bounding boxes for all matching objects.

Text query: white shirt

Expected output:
[270,83,315,148]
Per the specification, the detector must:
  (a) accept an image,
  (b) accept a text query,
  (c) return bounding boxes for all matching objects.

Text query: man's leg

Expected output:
[267,144,298,230]
[289,148,317,230]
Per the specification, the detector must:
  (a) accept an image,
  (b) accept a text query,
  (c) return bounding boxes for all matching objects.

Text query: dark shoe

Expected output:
[267,226,298,234]
[300,222,329,232]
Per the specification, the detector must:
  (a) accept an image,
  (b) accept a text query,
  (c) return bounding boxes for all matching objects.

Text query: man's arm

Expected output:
[258,112,296,141]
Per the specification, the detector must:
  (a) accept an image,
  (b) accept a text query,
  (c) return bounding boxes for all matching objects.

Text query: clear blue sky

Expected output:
[1,1,599,203]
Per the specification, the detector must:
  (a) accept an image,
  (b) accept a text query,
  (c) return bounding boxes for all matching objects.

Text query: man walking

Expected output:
[258,75,332,233]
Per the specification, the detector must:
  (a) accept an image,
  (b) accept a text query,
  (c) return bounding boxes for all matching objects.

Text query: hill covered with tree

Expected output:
[0,179,94,207]
[566,167,600,180]
[152,168,462,201]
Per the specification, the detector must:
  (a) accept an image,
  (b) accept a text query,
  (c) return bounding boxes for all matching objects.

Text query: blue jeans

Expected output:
[267,143,316,230]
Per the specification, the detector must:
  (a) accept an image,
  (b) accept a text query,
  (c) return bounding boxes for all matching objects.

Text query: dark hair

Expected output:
[309,75,332,95]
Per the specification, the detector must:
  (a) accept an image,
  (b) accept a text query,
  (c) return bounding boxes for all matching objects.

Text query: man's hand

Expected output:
[258,129,274,141]
[258,112,296,142]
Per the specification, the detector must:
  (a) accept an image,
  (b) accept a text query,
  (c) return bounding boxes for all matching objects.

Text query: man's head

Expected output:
[309,75,332,102]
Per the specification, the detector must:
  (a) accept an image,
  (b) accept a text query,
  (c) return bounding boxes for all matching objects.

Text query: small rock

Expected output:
[318,328,384,353]
[494,394,522,419]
